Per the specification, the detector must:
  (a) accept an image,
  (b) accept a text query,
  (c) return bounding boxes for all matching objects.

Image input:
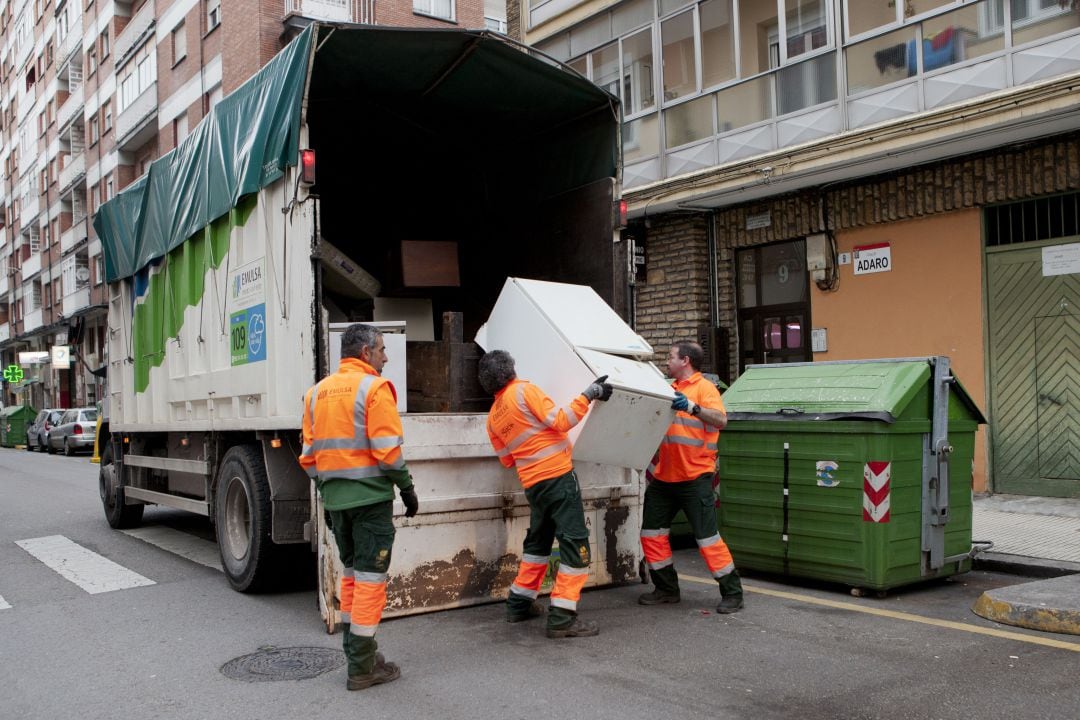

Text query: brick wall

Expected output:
[636,132,1080,380]
[507,0,520,40]
[633,213,711,366]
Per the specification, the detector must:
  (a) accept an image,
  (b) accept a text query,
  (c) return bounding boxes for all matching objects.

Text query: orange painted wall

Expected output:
[810,209,989,492]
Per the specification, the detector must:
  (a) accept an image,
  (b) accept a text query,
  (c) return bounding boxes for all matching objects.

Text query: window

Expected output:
[483,0,506,32]
[118,42,157,112]
[701,0,736,90]
[983,0,1077,44]
[622,28,655,115]
[173,113,189,147]
[25,65,36,91]
[46,40,53,67]
[206,0,221,31]
[102,102,112,132]
[172,22,186,65]
[94,254,103,285]
[662,10,697,101]
[206,84,223,111]
[105,175,114,200]
[414,0,454,21]
[89,114,99,145]
[90,184,99,213]
[87,46,97,76]
[100,29,110,59]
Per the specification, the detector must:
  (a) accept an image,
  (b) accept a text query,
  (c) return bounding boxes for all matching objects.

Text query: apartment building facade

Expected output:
[0,0,505,414]
[517,0,1080,497]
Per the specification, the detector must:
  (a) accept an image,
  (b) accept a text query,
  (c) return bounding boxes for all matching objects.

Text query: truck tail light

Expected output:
[74,424,83,435]
[614,199,627,229]
[300,149,316,186]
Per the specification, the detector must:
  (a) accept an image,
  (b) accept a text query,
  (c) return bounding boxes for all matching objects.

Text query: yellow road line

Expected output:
[681,574,1080,653]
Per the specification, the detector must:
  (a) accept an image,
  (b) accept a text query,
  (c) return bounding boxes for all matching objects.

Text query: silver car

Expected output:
[26,408,65,452]
[47,407,98,456]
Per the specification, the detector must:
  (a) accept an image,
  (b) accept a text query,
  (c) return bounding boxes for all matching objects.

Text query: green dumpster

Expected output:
[0,404,37,448]
[717,357,985,592]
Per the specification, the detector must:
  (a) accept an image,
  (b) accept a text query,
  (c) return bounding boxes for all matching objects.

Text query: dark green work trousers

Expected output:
[330,500,395,676]
[508,470,591,631]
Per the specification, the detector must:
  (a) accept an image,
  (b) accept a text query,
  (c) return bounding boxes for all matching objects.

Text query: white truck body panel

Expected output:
[107,187,317,433]
[317,414,642,624]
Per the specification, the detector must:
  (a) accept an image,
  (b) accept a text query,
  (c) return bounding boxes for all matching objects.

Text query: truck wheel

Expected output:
[100,445,144,529]
[215,445,279,593]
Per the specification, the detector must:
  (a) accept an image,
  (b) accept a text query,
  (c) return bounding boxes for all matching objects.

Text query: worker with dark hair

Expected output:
[639,340,744,614]
[479,349,612,638]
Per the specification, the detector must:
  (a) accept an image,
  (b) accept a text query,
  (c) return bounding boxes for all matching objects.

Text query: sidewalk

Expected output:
[970,493,1080,635]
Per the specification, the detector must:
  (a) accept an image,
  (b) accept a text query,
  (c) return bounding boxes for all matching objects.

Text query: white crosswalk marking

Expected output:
[0,595,10,610]
[121,526,222,571]
[15,535,156,594]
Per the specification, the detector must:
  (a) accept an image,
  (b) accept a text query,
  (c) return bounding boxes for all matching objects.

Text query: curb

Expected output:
[974,552,1080,579]
[972,582,1080,639]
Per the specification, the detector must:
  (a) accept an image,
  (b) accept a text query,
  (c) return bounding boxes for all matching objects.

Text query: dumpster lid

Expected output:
[0,404,33,418]
[723,358,985,423]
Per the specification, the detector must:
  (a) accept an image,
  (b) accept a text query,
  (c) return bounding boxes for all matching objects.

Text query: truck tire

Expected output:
[215,444,280,593]
[100,445,144,529]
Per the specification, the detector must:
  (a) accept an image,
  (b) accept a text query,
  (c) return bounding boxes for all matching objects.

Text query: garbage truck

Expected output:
[93,24,647,629]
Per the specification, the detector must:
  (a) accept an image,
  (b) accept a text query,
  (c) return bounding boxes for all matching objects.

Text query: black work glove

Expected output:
[582,374,614,402]
[400,486,419,518]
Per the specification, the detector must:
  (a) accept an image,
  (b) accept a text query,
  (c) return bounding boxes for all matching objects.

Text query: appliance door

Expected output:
[507,278,653,357]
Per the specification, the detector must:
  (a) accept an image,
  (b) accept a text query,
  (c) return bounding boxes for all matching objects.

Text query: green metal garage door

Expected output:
[986,240,1080,497]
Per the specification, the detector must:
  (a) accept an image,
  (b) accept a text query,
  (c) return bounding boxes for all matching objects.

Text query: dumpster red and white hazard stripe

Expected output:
[862,461,891,523]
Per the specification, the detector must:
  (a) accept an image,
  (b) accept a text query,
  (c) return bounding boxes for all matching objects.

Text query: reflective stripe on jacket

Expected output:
[299,358,405,485]
[652,372,724,482]
[486,379,590,488]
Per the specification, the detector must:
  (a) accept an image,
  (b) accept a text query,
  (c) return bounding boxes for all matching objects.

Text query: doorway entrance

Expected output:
[986,239,1080,498]
[736,240,811,373]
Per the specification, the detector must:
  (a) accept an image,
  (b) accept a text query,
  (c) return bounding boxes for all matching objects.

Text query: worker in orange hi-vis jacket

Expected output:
[639,340,744,614]
[299,323,419,691]
[479,349,613,639]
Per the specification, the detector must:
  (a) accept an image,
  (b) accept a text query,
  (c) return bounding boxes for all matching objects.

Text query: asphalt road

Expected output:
[1,447,1078,720]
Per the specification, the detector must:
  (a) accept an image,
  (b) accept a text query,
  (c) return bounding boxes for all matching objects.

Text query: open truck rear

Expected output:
[93,24,640,627]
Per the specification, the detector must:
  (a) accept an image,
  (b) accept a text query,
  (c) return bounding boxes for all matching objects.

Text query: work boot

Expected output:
[716,571,744,614]
[506,601,544,623]
[638,589,681,605]
[347,655,401,691]
[716,595,744,614]
[546,618,599,639]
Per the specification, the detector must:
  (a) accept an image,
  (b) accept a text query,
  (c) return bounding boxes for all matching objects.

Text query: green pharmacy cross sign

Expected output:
[3,365,24,383]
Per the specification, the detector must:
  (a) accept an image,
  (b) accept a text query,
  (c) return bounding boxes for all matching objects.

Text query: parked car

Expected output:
[47,407,98,456]
[26,409,65,452]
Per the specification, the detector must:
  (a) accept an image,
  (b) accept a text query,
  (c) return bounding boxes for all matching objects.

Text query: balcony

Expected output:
[59,153,86,194]
[284,0,374,27]
[57,84,84,132]
[57,27,82,66]
[61,220,88,255]
[20,192,40,229]
[0,275,8,296]
[62,287,91,317]
[115,0,156,67]
[0,322,9,343]
[24,308,44,334]
[22,252,42,279]
[116,82,159,151]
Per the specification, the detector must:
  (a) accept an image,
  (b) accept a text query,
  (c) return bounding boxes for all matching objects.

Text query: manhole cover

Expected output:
[221,646,344,682]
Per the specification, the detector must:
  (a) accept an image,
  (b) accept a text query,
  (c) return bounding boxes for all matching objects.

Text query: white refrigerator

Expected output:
[476,277,675,470]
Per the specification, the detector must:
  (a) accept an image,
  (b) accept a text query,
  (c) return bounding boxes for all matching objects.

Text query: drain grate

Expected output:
[221,646,344,682]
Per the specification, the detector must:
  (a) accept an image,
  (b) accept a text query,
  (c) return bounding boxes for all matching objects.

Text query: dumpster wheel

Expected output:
[850,587,889,599]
